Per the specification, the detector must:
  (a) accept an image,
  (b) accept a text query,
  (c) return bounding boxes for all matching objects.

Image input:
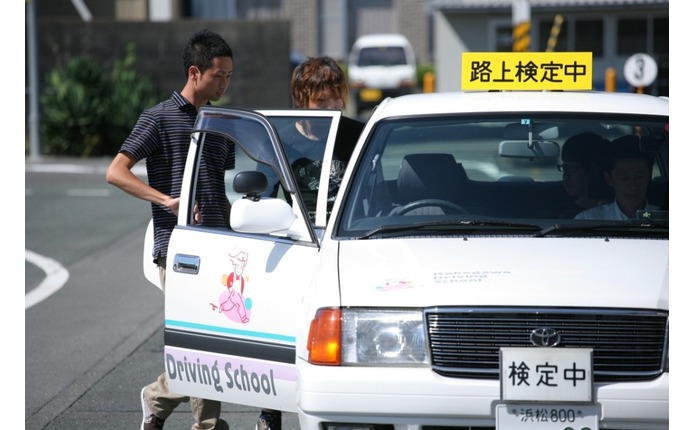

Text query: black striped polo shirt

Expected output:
[120,92,235,263]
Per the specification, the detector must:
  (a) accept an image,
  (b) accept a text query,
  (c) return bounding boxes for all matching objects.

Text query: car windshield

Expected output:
[336,113,668,238]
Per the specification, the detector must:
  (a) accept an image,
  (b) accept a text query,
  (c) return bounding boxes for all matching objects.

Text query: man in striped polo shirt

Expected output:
[106,29,235,430]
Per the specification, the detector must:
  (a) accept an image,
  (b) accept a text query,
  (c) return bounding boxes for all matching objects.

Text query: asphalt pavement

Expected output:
[38,316,300,430]
[25,157,300,430]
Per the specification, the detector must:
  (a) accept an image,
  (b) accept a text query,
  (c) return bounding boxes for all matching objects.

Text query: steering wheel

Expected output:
[389,199,468,216]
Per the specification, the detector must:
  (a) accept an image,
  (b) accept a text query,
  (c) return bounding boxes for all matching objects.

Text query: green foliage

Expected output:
[106,44,160,155]
[40,57,109,156]
[40,43,160,157]
[417,63,435,88]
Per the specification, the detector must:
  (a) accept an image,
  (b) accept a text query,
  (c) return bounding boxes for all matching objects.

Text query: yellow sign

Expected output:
[461,52,592,91]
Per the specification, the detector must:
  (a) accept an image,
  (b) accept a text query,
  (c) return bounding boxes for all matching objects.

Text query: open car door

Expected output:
[161,107,342,412]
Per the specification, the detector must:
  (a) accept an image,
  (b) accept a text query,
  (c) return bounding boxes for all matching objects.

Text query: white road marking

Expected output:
[25,250,69,309]
[25,162,147,176]
[25,161,142,310]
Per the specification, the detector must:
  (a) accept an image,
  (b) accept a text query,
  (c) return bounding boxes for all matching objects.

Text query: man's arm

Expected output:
[106,152,180,215]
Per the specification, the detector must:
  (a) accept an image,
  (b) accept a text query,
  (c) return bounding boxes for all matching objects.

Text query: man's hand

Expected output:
[193,201,203,224]
[164,196,180,216]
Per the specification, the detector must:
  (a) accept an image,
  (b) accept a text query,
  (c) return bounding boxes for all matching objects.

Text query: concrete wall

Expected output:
[434,11,493,92]
[37,19,293,109]
[397,0,430,65]
[34,0,433,69]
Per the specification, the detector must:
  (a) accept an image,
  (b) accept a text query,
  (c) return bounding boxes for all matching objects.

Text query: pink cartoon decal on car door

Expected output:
[212,251,251,323]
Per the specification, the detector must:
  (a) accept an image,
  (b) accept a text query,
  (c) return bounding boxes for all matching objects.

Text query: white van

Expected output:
[347,33,417,113]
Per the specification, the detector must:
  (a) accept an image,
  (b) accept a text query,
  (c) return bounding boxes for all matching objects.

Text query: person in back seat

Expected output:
[575,135,659,221]
[557,132,608,218]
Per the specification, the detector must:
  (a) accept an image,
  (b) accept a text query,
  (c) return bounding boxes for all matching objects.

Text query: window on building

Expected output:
[539,19,567,52]
[575,19,603,57]
[654,17,668,57]
[617,18,647,55]
[496,25,513,52]
[539,17,602,57]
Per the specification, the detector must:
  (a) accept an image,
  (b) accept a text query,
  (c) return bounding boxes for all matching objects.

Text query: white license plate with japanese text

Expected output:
[496,403,598,430]
[500,347,593,402]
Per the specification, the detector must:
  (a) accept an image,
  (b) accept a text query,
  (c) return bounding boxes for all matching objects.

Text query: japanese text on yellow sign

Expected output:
[461,52,593,91]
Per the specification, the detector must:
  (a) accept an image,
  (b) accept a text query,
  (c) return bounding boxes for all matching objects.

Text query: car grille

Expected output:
[426,307,668,382]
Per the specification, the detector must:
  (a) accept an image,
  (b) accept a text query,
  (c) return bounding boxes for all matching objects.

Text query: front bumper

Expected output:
[296,360,669,430]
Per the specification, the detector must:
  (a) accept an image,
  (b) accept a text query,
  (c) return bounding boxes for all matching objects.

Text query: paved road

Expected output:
[25,157,300,430]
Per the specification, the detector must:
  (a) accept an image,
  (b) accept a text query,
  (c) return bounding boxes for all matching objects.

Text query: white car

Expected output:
[154,87,668,430]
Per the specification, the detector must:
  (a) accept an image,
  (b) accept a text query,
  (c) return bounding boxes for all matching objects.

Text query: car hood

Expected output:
[336,237,668,310]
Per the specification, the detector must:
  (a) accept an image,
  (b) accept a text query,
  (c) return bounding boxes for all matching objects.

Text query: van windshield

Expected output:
[358,47,408,67]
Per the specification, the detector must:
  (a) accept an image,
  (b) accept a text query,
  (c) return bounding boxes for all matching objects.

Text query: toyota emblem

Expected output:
[529,327,561,347]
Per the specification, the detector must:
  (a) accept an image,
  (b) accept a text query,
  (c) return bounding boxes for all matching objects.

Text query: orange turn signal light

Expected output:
[307,308,341,365]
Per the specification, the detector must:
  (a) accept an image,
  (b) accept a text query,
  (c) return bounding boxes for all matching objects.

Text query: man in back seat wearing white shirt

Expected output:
[575,134,659,221]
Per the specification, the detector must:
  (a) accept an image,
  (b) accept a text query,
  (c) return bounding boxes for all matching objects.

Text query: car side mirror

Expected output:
[230,171,296,234]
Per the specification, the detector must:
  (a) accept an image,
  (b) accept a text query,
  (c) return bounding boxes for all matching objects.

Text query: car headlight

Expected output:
[342,309,429,365]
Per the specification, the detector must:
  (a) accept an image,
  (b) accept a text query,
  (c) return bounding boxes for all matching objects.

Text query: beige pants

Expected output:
[143,372,222,429]
[141,262,222,429]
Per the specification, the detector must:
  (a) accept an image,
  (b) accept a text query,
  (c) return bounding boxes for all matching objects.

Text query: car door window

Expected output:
[259,110,343,228]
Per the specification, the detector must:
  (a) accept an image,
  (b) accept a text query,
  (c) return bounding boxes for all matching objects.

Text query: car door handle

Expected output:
[173,254,200,274]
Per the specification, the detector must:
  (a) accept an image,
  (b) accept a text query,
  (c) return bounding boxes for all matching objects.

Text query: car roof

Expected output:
[372,91,669,119]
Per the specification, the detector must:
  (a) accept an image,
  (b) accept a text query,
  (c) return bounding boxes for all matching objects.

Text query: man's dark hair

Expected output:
[606,134,655,174]
[562,132,608,168]
[182,29,233,77]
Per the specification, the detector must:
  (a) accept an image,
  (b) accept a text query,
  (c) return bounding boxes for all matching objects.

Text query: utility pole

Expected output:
[26,0,92,160]
[26,0,40,160]
[512,0,530,52]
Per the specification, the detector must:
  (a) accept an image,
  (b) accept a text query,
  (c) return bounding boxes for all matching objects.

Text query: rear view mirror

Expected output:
[498,140,560,160]
[498,121,560,160]
[503,122,559,140]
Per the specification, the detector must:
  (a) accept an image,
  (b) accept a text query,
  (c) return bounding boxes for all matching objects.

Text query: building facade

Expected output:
[34,0,668,94]
[432,0,668,94]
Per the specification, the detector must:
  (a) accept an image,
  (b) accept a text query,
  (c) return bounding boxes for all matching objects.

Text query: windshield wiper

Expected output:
[359,220,542,239]
[536,220,669,237]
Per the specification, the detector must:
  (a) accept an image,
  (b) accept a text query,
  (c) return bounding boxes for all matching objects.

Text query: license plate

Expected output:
[496,403,599,430]
[360,88,382,102]
[500,347,593,402]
